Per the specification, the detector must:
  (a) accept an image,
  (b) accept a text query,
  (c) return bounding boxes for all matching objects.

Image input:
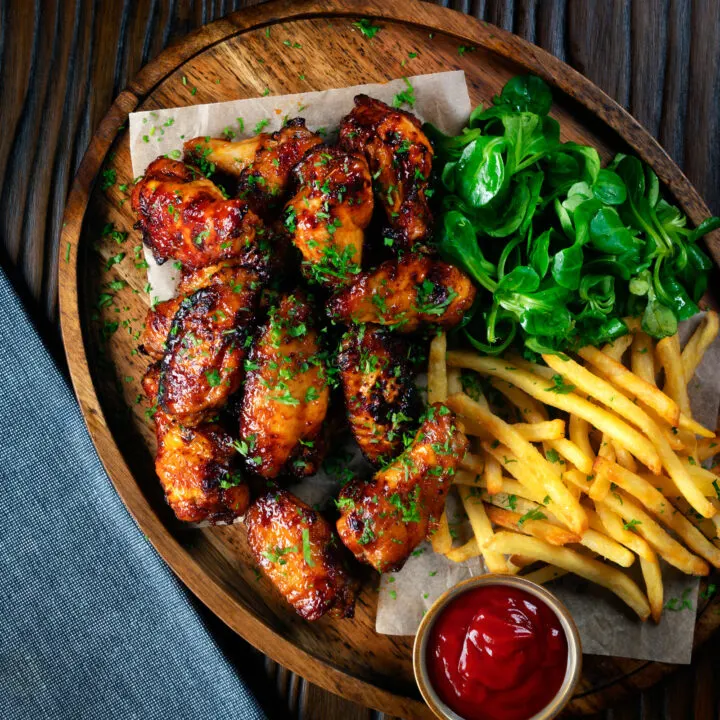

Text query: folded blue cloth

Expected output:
[0,268,265,720]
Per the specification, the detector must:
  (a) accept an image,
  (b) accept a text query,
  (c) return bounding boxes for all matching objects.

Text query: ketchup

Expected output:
[426,586,568,720]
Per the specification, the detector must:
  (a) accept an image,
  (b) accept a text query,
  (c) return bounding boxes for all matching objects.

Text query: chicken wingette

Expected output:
[157,265,261,425]
[185,118,323,212]
[238,292,330,478]
[142,365,250,523]
[339,94,434,249]
[139,261,265,360]
[131,157,266,269]
[284,145,373,288]
[329,254,476,332]
[337,326,419,464]
[245,489,358,621]
[336,403,468,573]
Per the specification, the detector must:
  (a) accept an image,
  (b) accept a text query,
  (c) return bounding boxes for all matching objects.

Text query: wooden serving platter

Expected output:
[58,1,720,716]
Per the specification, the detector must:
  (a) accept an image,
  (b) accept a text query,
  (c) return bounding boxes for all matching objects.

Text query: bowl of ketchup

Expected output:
[413,575,582,720]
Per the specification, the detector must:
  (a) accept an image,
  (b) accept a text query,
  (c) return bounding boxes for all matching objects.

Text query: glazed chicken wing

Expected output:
[238,292,330,478]
[284,146,373,288]
[338,326,419,464]
[158,265,261,425]
[329,254,476,332]
[336,403,468,573]
[139,261,266,360]
[185,119,322,213]
[246,489,358,621]
[131,157,266,269]
[339,94,434,249]
[143,365,249,523]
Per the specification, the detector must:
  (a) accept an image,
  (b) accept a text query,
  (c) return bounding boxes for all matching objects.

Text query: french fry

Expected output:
[577,345,680,426]
[447,368,463,396]
[601,332,634,362]
[594,501,655,562]
[546,437,593,474]
[447,392,588,535]
[542,353,715,518]
[601,491,709,576]
[428,332,448,405]
[448,353,663,474]
[458,486,508,573]
[484,504,580,546]
[453,469,483,487]
[521,564,568,585]
[640,551,664,623]
[446,538,480,563]
[578,528,635,567]
[511,419,566,442]
[631,331,656,385]
[656,334,692,418]
[484,532,651,620]
[613,441,638,472]
[563,469,594,493]
[594,457,720,568]
[489,378,548,423]
[483,452,503,495]
[507,354,555,380]
[431,510,453,554]
[697,437,720,463]
[569,414,595,460]
[460,452,486,475]
[682,311,719,381]
[509,554,537,569]
[589,434,614,501]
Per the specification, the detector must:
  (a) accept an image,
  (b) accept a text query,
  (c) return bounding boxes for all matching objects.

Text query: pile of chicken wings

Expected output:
[132,96,475,621]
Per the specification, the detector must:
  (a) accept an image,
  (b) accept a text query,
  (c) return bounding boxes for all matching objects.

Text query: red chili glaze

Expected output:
[426,586,568,720]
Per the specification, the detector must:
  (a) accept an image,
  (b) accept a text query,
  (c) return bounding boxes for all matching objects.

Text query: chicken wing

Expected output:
[339,94,433,249]
[185,119,322,212]
[338,326,419,464]
[246,489,358,621]
[238,292,330,478]
[158,266,261,425]
[329,254,476,332]
[143,364,250,523]
[139,260,266,360]
[131,157,266,269]
[284,145,373,288]
[336,403,468,572]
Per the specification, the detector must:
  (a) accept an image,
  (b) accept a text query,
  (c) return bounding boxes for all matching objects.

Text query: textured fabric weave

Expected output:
[0,269,265,720]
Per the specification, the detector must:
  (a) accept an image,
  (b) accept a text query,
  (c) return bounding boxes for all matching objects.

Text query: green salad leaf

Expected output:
[426,75,718,354]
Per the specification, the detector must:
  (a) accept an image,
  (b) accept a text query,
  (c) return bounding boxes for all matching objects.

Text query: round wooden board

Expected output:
[58,0,720,716]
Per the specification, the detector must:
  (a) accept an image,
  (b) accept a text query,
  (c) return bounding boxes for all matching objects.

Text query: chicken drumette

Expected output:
[337,325,419,465]
[336,403,467,573]
[245,489,358,621]
[238,292,330,479]
[184,118,323,212]
[131,157,266,269]
[339,94,434,249]
[329,254,476,332]
[284,145,373,288]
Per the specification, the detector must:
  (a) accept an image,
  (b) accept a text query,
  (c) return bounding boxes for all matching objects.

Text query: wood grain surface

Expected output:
[4,1,720,719]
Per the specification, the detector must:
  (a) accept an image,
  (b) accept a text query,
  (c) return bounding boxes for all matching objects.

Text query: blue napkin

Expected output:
[0,268,266,720]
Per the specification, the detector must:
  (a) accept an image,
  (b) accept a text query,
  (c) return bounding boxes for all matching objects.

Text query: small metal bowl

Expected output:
[413,574,582,720]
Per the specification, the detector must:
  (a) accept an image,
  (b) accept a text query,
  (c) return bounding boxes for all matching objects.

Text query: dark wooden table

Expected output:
[3,1,719,718]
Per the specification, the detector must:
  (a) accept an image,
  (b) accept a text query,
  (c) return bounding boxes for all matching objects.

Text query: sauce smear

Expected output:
[426,586,568,720]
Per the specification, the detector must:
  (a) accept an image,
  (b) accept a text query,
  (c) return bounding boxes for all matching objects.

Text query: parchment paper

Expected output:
[128,71,471,303]
[128,73,719,665]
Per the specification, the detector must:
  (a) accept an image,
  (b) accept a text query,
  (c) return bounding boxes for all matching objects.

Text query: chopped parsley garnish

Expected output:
[545,374,576,394]
[301,528,316,567]
[352,18,381,39]
[518,507,546,525]
[623,519,642,531]
[392,76,416,108]
[254,118,270,133]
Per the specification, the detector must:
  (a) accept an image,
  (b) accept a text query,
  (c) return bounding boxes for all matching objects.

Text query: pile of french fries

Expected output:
[428,312,720,622]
